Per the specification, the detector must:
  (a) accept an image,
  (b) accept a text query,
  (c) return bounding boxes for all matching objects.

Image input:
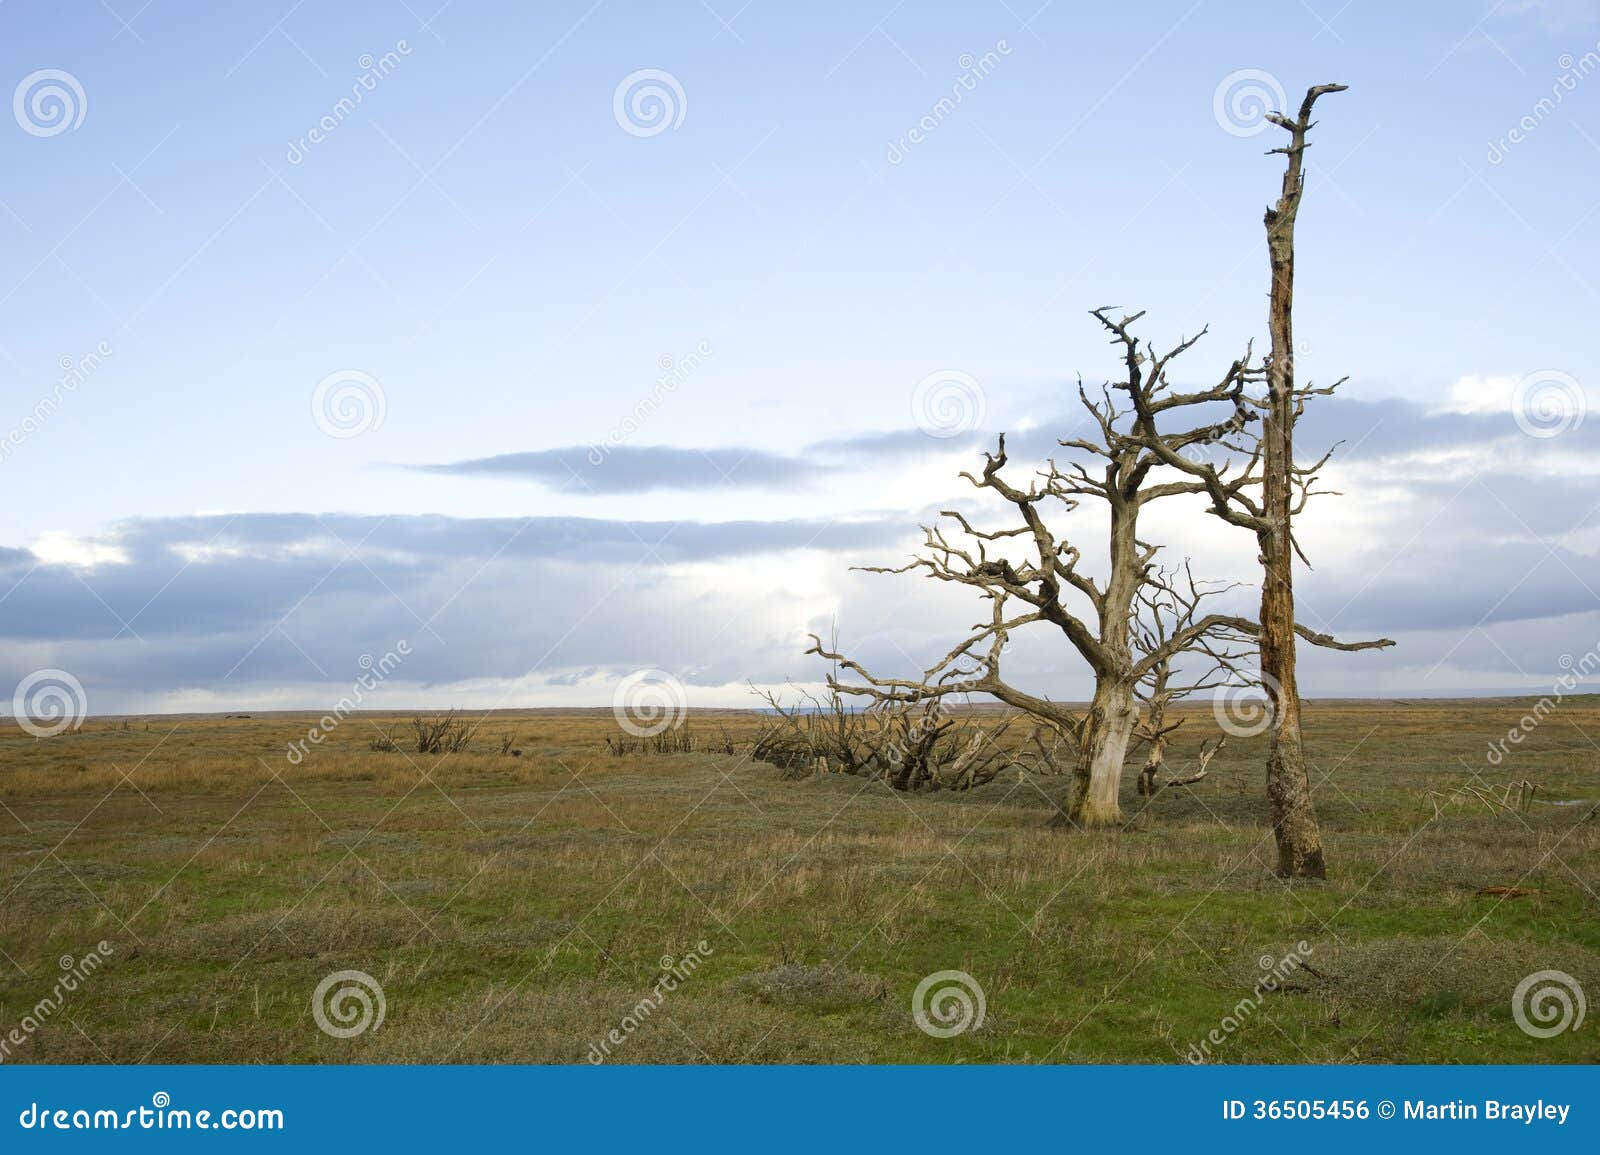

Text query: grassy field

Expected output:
[0,700,1596,1064]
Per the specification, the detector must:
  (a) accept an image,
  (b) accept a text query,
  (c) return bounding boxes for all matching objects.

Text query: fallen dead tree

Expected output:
[750,685,1062,791]
[411,710,472,755]
[603,724,738,758]
[1427,779,1540,818]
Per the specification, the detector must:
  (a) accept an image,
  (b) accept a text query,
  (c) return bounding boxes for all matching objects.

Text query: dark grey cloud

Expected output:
[413,446,811,493]
[993,393,1591,471]
[5,395,1596,709]
[1294,397,1595,462]
[0,511,911,704]
[417,394,1493,500]
[111,511,898,565]
[410,430,987,494]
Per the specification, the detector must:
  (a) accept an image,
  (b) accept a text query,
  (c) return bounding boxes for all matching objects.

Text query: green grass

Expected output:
[0,701,1596,1064]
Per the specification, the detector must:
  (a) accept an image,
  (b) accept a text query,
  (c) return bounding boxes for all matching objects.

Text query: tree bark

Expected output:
[1135,705,1170,797]
[1257,84,1345,879]
[1065,674,1137,827]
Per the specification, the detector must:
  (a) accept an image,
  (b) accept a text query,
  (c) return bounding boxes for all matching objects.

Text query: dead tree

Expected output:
[1251,84,1344,877]
[1131,566,1250,797]
[749,682,1029,790]
[410,710,471,755]
[1126,84,1390,877]
[805,87,1396,837]
[809,318,1276,828]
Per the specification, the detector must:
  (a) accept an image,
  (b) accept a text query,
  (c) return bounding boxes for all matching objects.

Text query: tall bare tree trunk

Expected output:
[1258,84,1345,879]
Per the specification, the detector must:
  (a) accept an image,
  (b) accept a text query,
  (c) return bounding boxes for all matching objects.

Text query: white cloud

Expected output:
[1436,374,1517,416]
[29,531,129,568]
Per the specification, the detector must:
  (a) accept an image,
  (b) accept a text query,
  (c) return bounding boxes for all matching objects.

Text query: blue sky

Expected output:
[4,0,1600,713]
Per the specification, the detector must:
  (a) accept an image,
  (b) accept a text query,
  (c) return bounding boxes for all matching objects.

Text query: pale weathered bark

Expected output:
[1070,674,1138,825]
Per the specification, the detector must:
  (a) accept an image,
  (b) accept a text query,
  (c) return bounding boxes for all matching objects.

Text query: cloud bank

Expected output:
[4,394,1597,713]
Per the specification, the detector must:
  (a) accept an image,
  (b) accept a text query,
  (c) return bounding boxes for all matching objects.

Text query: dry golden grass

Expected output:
[0,700,1596,1064]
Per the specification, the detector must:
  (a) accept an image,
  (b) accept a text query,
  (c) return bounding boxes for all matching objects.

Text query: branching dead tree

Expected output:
[807,315,1287,827]
[799,85,1395,841]
[1131,565,1249,797]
